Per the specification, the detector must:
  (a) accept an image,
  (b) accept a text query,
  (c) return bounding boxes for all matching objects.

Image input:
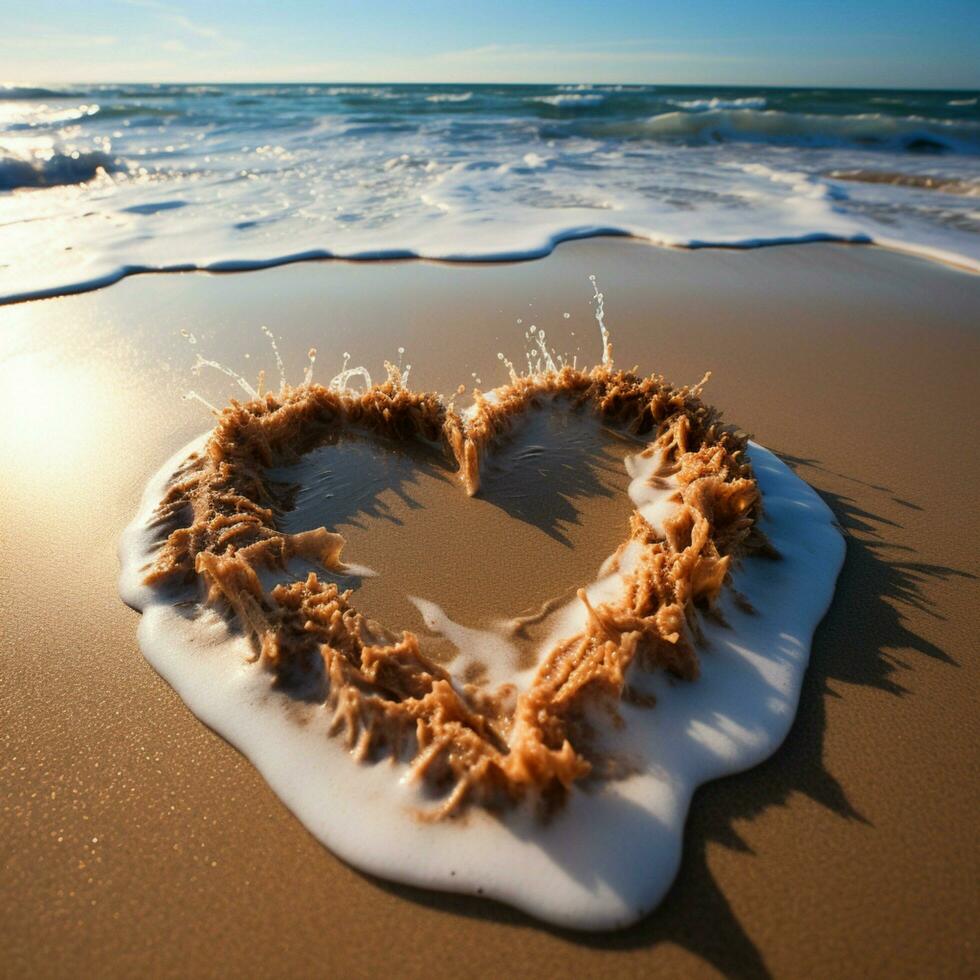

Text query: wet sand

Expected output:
[272,407,641,668]
[1,240,978,977]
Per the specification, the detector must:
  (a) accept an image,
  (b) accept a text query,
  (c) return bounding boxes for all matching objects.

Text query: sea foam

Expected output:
[1,82,978,304]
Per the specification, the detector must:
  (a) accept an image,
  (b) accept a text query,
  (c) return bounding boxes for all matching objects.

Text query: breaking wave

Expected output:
[0,84,75,100]
[670,96,767,111]
[531,93,606,107]
[623,108,980,153]
[426,92,473,103]
[1,82,977,301]
[0,148,121,190]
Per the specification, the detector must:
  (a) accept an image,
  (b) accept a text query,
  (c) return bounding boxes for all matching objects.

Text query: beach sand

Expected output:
[1,240,978,977]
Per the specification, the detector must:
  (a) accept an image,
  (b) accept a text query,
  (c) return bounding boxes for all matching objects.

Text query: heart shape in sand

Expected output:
[141,364,769,817]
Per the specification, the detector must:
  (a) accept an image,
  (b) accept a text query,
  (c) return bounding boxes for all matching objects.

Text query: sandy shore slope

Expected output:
[1,241,978,977]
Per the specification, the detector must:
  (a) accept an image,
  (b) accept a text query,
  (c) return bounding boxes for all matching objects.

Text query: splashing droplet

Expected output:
[261,325,286,393]
[590,274,613,367]
[183,390,219,415]
[330,351,372,392]
[304,347,317,386]
[193,354,258,399]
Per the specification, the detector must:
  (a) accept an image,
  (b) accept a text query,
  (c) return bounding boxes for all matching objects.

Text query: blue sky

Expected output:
[2,0,978,88]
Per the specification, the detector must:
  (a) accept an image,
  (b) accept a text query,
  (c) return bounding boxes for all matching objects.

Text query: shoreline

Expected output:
[2,239,978,976]
[0,231,977,309]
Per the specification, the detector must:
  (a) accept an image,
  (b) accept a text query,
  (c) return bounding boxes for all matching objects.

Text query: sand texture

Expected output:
[2,240,978,977]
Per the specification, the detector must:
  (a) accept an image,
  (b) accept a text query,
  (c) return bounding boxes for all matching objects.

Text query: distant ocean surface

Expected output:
[1,82,978,301]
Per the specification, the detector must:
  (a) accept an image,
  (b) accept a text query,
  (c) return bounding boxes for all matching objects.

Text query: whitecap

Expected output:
[531,93,605,107]
[670,96,767,111]
[426,92,473,103]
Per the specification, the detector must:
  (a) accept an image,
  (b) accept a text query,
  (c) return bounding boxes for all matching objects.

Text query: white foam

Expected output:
[426,92,473,103]
[3,158,976,307]
[670,96,767,111]
[625,446,680,535]
[530,93,606,107]
[409,596,532,693]
[325,86,397,98]
[119,430,844,930]
[2,85,979,304]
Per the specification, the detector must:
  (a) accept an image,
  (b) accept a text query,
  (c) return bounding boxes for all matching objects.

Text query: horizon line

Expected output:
[6,78,980,92]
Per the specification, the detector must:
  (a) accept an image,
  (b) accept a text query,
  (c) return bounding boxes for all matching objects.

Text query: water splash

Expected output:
[533,327,558,374]
[192,354,258,399]
[383,346,414,389]
[330,351,373,392]
[397,346,412,387]
[182,390,219,414]
[182,275,612,414]
[589,274,613,367]
[493,274,612,385]
[497,351,519,384]
[303,347,317,386]
[261,325,286,392]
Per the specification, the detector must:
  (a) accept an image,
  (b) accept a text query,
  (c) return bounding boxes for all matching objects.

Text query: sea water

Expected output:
[2,82,978,303]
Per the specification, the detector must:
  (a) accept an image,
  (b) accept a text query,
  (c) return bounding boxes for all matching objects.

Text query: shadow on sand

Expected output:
[475,403,633,546]
[358,450,970,978]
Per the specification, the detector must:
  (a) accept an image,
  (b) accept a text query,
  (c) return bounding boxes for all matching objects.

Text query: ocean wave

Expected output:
[7,101,187,129]
[6,103,103,129]
[622,109,980,153]
[0,84,75,100]
[948,97,977,107]
[6,103,184,133]
[1,83,978,302]
[827,168,980,196]
[326,87,397,99]
[85,85,223,100]
[0,148,121,190]
[90,103,183,120]
[670,96,767,111]
[426,92,473,103]
[531,94,606,107]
